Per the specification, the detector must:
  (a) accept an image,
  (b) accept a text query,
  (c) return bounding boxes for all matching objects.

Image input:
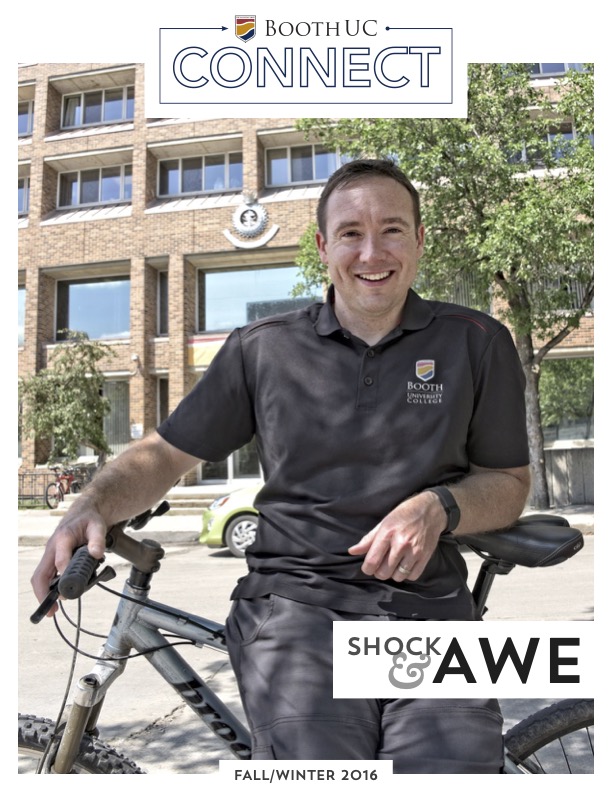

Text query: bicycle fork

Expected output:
[52,655,126,773]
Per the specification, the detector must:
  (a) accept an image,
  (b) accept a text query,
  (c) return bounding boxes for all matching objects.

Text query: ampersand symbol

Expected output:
[388,652,431,689]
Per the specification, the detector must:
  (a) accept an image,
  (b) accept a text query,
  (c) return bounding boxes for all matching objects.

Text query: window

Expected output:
[202,436,261,482]
[18,100,34,136]
[540,358,593,442]
[18,176,29,215]
[266,144,345,186]
[56,276,130,341]
[158,152,242,196]
[62,86,134,128]
[197,266,321,333]
[529,63,584,77]
[58,164,132,207]
[103,380,131,456]
[508,123,578,168]
[157,377,169,425]
[158,271,168,335]
[18,286,25,347]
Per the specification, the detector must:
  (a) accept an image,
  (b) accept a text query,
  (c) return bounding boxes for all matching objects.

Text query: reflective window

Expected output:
[158,271,168,335]
[56,276,130,341]
[62,86,135,128]
[18,176,29,215]
[529,63,584,77]
[266,144,345,186]
[18,286,25,346]
[18,100,34,136]
[197,266,321,332]
[158,152,242,196]
[58,165,132,207]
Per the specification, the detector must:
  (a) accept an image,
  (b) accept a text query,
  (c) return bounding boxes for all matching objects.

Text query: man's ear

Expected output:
[315,229,328,262]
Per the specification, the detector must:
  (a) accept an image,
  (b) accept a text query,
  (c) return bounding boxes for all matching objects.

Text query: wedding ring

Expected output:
[398,564,411,575]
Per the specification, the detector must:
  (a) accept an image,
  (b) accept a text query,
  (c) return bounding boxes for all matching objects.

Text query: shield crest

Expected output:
[235,16,256,42]
[416,359,435,382]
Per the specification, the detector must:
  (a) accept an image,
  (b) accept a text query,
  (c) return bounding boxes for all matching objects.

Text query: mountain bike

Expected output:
[18,504,593,774]
[45,465,93,509]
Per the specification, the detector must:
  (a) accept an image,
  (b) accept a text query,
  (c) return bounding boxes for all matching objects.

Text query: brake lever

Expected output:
[29,560,117,625]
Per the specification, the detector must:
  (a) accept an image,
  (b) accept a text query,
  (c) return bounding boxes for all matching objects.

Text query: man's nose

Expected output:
[359,235,386,263]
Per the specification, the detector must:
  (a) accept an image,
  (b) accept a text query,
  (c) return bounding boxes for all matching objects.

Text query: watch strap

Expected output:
[424,486,461,535]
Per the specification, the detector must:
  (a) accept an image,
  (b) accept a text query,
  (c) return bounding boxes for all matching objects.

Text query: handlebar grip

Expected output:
[57,546,102,599]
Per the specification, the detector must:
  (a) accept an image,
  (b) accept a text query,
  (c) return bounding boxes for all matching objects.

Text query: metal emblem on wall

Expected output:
[223,193,279,249]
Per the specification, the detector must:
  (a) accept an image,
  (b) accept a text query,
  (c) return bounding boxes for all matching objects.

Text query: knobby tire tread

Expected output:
[18,713,145,774]
[504,699,594,773]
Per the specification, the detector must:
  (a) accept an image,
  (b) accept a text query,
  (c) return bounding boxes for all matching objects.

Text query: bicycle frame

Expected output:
[41,510,586,775]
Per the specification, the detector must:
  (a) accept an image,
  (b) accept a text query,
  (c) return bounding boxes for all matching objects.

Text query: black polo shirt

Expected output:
[158,289,529,619]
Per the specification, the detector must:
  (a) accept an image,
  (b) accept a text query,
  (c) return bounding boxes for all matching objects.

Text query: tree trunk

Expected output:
[515,333,550,509]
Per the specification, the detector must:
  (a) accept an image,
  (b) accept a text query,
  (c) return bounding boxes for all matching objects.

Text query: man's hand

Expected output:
[348,491,447,582]
[30,499,109,614]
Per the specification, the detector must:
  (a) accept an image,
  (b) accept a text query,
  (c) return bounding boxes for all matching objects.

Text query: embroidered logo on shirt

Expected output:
[407,359,443,405]
[416,359,435,382]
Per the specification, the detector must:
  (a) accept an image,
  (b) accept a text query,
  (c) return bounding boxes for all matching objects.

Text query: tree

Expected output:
[295,63,594,508]
[19,331,116,467]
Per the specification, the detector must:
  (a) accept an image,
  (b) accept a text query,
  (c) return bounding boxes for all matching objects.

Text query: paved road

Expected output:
[18,536,593,774]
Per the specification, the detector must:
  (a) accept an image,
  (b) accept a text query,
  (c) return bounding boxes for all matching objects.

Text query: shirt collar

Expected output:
[314,285,435,337]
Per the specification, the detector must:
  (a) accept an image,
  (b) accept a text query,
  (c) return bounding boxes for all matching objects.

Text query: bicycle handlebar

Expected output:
[30,502,170,624]
[57,546,103,599]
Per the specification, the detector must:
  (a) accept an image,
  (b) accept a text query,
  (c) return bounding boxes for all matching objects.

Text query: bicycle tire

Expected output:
[45,482,63,509]
[18,714,145,774]
[504,699,594,774]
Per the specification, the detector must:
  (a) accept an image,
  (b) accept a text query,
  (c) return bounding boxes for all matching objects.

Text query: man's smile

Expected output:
[356,271,393,282]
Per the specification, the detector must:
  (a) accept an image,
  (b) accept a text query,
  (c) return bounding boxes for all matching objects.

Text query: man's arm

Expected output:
[31,431,202,607]
[348,463,531,583]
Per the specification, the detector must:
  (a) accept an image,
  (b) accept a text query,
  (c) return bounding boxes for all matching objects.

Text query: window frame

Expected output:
[18,99,34,136]
[57,163,133,209]
[529,63,584,78]
[157,270,169,336]
[18,175,30,216]
[265,144,344,187]
[61,86,135,129]
[196,264,320,334]
[55,275,131,342]
[157,151,243,197]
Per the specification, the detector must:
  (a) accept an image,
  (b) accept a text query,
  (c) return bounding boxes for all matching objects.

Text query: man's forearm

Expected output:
[73,431,201,528]
[446,463,531,536]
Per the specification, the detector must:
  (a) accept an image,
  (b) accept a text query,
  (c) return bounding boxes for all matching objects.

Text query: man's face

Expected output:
[316,176,425,329]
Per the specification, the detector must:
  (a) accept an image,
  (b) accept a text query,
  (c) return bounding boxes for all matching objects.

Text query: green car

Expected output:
[199,484,261,558]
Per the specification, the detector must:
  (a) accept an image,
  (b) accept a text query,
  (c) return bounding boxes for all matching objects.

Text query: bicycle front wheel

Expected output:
[504,699,594,774]
[18,714,145,774]
[45,483,63,509]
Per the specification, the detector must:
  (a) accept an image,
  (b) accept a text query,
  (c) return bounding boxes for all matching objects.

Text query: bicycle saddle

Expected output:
[451,514,585,568]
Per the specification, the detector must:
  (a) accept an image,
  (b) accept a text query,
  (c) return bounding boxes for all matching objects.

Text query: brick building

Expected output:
[18,62,593,494]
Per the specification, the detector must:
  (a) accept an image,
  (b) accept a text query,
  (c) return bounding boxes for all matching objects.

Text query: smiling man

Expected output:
[32,159,531,773]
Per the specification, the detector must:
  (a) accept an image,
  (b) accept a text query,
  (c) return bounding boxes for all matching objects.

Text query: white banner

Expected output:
[149,21,462,119]
[333,621,595,698]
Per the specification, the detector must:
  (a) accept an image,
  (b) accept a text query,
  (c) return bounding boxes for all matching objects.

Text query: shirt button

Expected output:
[366,349,375,358]
[364,376,374,386]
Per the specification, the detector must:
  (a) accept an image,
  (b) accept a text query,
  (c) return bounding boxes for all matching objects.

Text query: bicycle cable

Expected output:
[35,598,83,773]
[53,589,198,662]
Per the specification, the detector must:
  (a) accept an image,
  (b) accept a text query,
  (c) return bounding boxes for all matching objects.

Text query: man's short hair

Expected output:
[317,159,422,237]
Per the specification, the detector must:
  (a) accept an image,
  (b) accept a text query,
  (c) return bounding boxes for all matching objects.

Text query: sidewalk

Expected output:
[17,502,594,547]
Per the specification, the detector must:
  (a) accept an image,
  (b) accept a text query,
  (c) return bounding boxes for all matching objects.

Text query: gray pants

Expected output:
[225,594,504,773]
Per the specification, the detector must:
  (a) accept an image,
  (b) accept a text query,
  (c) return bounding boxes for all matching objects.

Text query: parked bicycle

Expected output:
[18,504,593,774]
[45,465,93,509]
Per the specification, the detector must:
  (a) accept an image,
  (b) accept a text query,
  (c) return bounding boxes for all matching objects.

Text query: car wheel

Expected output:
[225,515,258,558]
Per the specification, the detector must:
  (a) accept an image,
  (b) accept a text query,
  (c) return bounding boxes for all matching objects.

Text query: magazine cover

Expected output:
[16,0,600,785]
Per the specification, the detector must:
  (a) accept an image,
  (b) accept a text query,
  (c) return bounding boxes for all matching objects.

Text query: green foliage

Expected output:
[296,63,594,344]
[539,358,594,429]
[292,222,330,297]
[18,331,115,462]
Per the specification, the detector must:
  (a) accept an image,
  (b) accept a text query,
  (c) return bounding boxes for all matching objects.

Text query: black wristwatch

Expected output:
[424,486,461,535]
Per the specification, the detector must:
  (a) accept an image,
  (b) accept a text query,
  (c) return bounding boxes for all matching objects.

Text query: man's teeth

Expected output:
[358,272,391,281]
